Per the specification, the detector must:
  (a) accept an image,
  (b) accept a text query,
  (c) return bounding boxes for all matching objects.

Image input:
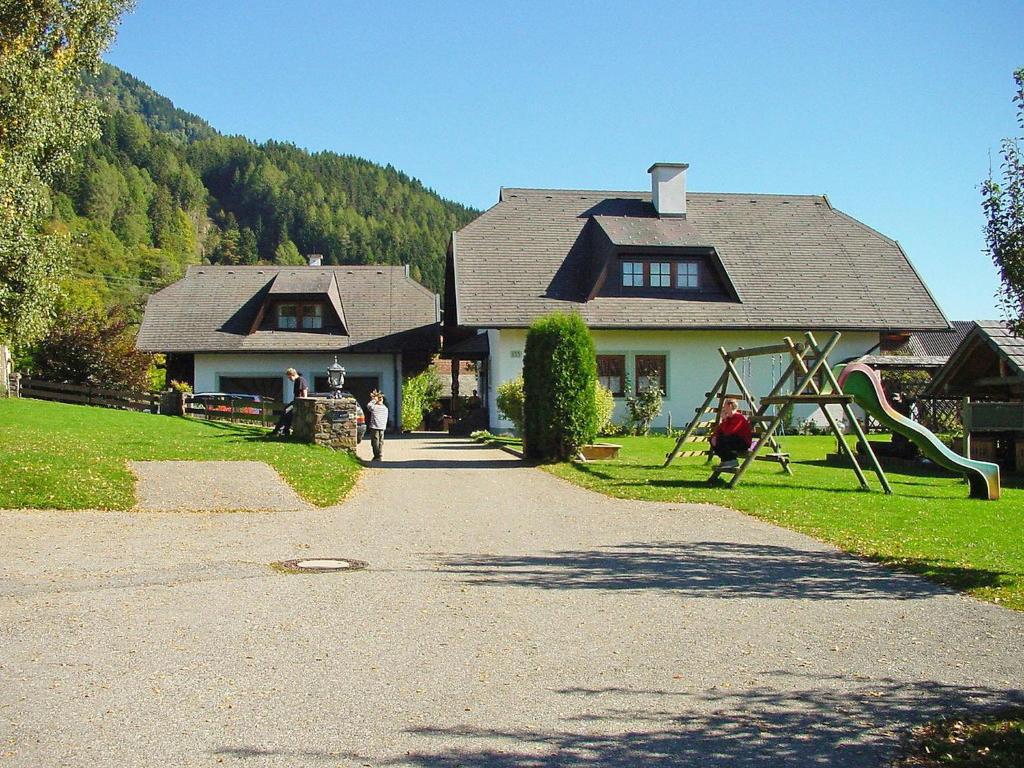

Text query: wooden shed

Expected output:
[925,321,1024,471]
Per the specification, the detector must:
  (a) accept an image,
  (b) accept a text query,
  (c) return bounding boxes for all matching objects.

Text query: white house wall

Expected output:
[487,328,878,432]
[193,352,399,422]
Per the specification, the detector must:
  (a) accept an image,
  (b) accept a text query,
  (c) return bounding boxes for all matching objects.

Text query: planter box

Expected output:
[579,443,622,461]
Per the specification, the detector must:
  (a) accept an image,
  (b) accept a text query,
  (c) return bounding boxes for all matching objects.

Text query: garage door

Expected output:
[314,375,380,410]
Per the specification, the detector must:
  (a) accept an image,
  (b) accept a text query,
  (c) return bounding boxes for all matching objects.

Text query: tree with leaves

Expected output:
[982,68,1024,335]
[0,0,131,348]
[31,300,152,390]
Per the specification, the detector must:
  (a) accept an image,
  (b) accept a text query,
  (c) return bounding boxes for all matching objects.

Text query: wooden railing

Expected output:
[19,378,160,412]
[182,394,284,426]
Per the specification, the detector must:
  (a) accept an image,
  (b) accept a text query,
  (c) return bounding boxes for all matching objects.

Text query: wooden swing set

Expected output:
[663,331,891,493]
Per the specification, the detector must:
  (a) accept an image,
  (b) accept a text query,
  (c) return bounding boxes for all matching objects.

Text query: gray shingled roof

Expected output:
[914,320,976,357]
[857,354,948,368]
[975,321,1024,374]
[860,321,976,368]
[137,266,438,353]
[593,215,712,248]
[451,188,949,331]
[923,321,1024,397]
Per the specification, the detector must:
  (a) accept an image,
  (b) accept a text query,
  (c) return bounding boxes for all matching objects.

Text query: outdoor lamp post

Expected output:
[327,356,346,398]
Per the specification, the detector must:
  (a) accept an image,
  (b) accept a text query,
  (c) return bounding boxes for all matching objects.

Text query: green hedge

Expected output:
[496,376,525,434]
[401,368,441,431]
[523,312,598,460]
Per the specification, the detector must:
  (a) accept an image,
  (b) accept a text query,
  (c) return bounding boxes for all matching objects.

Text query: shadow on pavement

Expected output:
[210,676,1024,767]
[433,540,1002,600]
[391,677,1024,767]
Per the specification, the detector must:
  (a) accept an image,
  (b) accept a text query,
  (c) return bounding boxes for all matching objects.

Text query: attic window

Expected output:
[621,258,696,290]
[277,303,323,330]
[302,304,323,329]
[278,304,297,329]
[676,261,699,289]
[622,262,643,287]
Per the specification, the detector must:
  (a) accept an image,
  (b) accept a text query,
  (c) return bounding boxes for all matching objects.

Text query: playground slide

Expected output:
[837,363,1000,500]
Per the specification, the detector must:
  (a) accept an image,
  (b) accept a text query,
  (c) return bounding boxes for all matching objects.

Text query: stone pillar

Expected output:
[293,396,359,451]
[160,390,186,416]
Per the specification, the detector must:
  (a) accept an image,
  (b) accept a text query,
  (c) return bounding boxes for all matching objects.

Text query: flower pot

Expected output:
[579,443,622,460]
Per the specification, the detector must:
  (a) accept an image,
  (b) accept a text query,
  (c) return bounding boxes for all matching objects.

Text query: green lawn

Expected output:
[540,435,1024,611]
[0,398,361,509]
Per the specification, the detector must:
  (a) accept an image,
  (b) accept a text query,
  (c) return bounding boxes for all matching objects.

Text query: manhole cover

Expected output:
[272,558,368,574]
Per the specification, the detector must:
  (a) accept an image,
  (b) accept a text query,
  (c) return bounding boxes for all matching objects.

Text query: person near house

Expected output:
[710,398,753,469]
[270,368,308,437]
[365,390,389,460]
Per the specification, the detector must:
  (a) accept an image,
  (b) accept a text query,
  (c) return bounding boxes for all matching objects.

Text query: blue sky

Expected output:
[105,1,1022,322]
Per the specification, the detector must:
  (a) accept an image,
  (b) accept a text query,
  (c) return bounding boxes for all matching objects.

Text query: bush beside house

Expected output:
[523,313,598,461]
[626,386,664,435]
[401,368,441,431]
[496,376,525,434]
[595,381,615,435]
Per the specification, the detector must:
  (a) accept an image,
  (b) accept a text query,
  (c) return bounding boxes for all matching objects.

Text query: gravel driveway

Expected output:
[1,435,1021,767]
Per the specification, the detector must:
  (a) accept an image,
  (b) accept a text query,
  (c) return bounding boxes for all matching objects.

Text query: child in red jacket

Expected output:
[710,398,753,468]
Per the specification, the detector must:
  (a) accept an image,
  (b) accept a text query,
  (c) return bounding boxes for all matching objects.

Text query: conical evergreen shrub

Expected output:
[522,312,598,460]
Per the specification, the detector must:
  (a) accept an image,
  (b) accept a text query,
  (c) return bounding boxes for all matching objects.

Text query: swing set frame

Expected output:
[663,331,891,493]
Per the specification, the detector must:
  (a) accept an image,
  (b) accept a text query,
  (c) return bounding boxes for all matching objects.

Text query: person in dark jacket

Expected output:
[710,398,753,468]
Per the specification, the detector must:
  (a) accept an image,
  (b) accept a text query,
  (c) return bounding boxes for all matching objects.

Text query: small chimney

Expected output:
[307,253,323,267]
[648,162,689,218]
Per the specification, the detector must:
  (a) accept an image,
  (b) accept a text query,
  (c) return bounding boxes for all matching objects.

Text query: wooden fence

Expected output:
[182,394,284,426]
[19,378,160,412]
[16,378,284,427]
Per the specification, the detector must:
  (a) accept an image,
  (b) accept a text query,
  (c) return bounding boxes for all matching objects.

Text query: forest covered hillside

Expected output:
[52,63,478,314]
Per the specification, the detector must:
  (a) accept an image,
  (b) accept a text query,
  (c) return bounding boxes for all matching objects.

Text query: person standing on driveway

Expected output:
[366,390,389,461]
[270,368,308,437]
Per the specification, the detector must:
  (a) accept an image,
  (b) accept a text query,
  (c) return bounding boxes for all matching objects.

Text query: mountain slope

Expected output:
[53,63,477,311]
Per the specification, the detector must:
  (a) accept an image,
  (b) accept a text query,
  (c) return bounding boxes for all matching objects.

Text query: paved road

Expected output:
[1,435,1022,766]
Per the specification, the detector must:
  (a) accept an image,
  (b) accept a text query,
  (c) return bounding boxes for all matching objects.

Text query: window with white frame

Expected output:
[278,304,298,329]
[622,261,644,287]
[301,303,323,329]
[596,354,626,397]
[277,302,324,330]
[635,354,667,394]
[676,261,699,289]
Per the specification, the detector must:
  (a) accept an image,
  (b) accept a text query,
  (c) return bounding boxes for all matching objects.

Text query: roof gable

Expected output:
[926,321,1024,397]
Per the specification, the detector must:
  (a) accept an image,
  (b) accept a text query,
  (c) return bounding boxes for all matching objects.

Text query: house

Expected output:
[924,321,1024,470]
[443,162,951,432]
[136,262,440,425]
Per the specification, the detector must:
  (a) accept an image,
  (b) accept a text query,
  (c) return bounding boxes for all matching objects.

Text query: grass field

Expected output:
[534,434,1024,611]
[0,398,361,509]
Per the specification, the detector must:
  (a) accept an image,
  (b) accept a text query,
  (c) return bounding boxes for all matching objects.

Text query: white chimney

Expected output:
[307,253,323,267]
[648,162,689,217]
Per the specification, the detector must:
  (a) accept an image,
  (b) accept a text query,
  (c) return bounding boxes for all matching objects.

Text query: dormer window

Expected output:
[620,258,695,289]
[277,302,323,330]
[650,262,671,287]
[622,262,643,287]
[278,304,297,329]
[302,304,323,329]
[677,261,699,289]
